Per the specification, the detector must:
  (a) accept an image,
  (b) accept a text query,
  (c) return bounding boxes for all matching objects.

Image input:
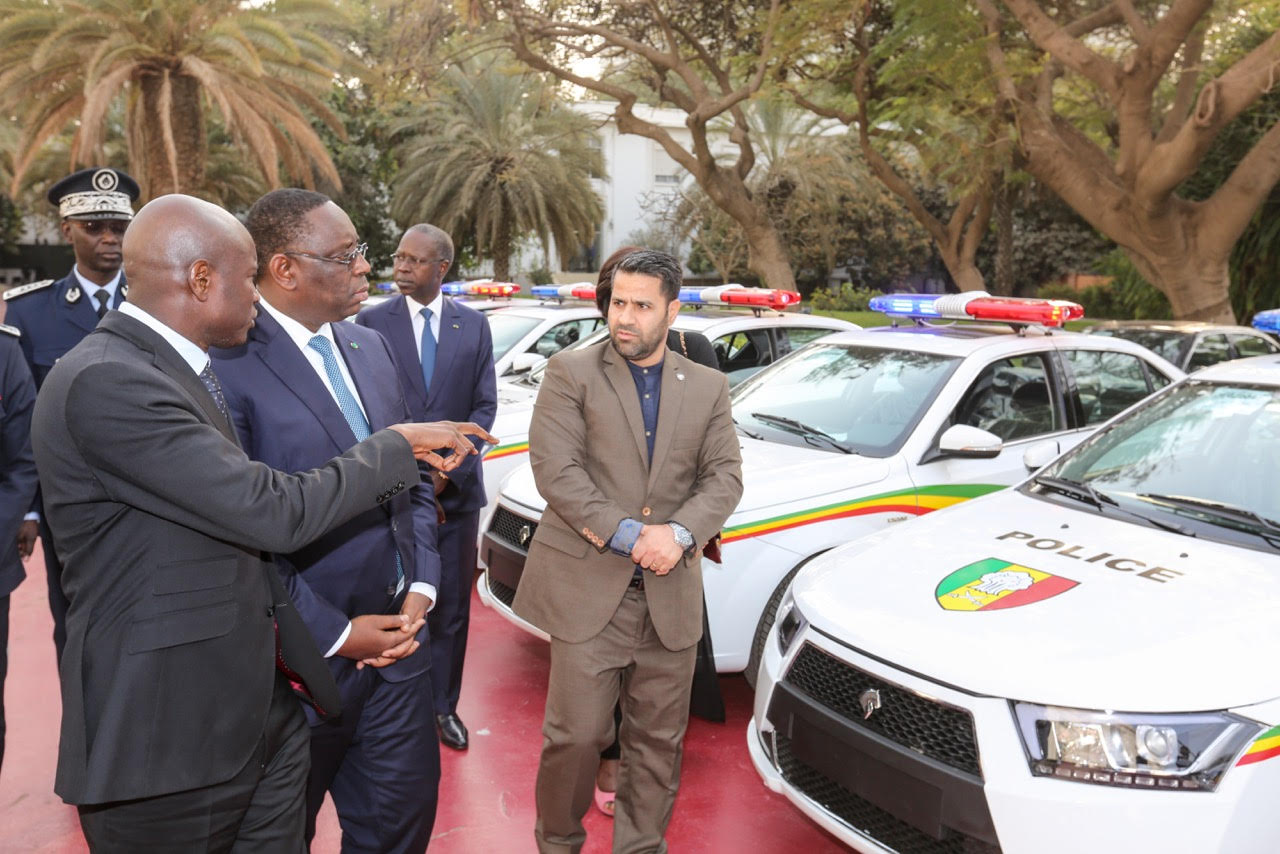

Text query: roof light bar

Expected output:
[678,284,801,311]
[1252,309,1280,334]
[870,291,1084,327]
[530,283,597,301]
[441,280,520,297]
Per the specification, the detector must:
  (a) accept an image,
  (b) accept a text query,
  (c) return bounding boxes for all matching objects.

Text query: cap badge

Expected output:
[91,168,119,192]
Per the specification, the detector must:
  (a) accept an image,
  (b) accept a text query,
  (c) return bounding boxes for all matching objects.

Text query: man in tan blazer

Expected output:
[514,249,743,854]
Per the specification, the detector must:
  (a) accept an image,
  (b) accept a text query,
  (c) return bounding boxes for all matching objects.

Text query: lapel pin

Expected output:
[349,341,360,349]
[65,286,81,304]
[452,323,460,329]
[120,283,128,297]
[676,372,685,381]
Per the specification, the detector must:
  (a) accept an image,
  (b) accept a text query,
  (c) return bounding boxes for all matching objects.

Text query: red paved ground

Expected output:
[0,543,844,852]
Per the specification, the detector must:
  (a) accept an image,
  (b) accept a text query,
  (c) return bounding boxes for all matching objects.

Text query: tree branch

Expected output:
[1143,0,1213,87]
[1154,21,1205,145]
[1113,0,1149,42]
[1198,119,1280,258]
[1138,28,1280,202]
[997,0,1120,98]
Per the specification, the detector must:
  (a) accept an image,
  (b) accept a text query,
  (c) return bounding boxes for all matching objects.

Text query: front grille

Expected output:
[490,506,539,551]
[785,644,981,778]
[487,575,516,607]
[776,736,999,854]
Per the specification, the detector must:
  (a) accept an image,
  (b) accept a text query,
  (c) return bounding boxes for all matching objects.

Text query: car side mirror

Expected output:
[938,424,1003,459]
[1022,440,1060,472]
[508,352,546,375]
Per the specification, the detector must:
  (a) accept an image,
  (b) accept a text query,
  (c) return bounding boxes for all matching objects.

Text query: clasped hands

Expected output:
[631,524,684,576]
[340,591,432,670]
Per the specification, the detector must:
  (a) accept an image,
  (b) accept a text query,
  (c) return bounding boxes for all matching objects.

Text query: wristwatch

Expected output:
[667,521,695,553]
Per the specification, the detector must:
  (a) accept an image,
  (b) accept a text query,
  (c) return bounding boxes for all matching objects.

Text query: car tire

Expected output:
[744,553,824,689]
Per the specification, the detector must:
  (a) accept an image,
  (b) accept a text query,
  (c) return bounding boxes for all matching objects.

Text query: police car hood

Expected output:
[497,436,889,517]
[496,380,538,409]
[793,489,1280,711]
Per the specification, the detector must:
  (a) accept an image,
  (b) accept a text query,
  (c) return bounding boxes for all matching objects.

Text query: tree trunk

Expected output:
[1125,247,1234,322]
[138,71,206,199]
[702,169,797,291]
[493,215,512,281]
[993,180,1015,296]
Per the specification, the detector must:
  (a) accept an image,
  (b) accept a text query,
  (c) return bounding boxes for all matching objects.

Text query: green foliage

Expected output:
[527,266,554,286]
[1037,251,1171,321]
[391,66,603,280]
[808,283,879,312]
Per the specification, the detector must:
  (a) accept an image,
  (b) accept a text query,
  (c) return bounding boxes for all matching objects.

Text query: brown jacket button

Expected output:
[641,506,652,517]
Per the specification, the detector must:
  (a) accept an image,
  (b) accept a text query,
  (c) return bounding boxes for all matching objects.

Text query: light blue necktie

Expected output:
[420,307,436,395]
[308,334,403,585]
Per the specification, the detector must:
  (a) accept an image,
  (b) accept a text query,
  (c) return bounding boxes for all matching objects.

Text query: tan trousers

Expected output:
[534,587,698,854]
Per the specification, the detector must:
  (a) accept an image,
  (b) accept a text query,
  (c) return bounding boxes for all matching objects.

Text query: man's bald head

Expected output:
[122,194,260,350]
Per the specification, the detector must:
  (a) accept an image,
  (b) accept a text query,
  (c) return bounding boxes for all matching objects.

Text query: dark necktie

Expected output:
[94,288,110,320]
[420,307,436,395]
[198,362,229,420]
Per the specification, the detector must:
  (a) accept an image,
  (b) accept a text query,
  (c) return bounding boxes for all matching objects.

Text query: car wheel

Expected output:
[745,553,824,688]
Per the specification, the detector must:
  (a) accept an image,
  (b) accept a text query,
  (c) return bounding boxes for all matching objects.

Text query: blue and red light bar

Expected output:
[532,282,802,311]
[869,291,1084,328]
[1252,309,1280,334]
[440,280,520,297]
[530,283,598,301]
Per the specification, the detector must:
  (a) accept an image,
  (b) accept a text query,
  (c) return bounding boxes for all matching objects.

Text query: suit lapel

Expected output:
[56,275,98,334]
[252,312,356,451]
[332,323,395,431]
[113,272,128,309]
[385,296,428,403]
[600,344,649,467]
[97,313,240,446]
[427,297,464,400]
[646,354,687,494]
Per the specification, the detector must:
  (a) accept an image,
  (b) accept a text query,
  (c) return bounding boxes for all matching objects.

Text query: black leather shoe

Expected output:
[437,713,469,750]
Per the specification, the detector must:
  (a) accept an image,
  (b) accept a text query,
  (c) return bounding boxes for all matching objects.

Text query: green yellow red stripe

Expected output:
[485,441,529,461]
[1237,725,1280,766]
[719,483,1002,544]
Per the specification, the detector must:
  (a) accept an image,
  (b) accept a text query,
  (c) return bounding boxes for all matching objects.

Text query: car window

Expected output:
[1090,328,1192,366]
[1187,333,1230,371]
[1062,349,1155,425]
[777,326,835,356]
[952,354,1062,442]
[712,329,773,374]
[487,313,544,360]
[531,317,604,357]
[1230,333,1279,359]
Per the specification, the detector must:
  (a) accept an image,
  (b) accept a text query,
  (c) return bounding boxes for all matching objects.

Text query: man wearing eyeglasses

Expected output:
[2,166,139,665]
[358,225,497,753]
[211,189,442,853]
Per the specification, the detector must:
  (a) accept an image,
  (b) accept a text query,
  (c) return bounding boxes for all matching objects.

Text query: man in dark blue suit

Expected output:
[213,190,440,852]
[0,323,39,775]
[3,166,139,664]
[358,224,497,751]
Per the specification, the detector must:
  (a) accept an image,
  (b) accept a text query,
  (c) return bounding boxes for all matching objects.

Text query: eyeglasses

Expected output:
[392,252,450,268]
[282,242,369,269]
[76,220,128,236]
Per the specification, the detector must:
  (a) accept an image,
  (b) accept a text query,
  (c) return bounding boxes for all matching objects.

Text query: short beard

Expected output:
[609,326,665,363]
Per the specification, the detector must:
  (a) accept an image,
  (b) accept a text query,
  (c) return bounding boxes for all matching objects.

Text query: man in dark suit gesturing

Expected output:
[515,250,742,853]
[31,194,495,852]
[214,191,444,851]
[358,223,497,751]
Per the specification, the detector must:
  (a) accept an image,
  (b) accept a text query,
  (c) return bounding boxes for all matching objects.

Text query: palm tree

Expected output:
[392,67,603,281]
[0,0,348,199]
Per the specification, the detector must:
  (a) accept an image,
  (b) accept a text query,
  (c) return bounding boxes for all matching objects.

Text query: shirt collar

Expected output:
[626,357,664,379]
[117,301,208,376]
[73,265,122,296]
[257,295,336,354]
[405,289,445,318]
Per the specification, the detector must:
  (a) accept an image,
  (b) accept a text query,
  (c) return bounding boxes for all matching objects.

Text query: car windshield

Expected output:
[486,313,544,360]
[1038,380,1280,549]
[519,327,611,386]
[1090,328,1191,366]
[731,343,959,457]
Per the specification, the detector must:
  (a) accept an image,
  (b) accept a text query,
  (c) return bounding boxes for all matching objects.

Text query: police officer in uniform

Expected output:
[3,166,139,662]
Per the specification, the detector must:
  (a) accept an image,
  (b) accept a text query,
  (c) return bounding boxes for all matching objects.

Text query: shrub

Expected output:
[809,283,879,312]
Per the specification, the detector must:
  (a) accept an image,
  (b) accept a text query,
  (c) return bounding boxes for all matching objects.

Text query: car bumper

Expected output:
[476,512,549,641]
[750,627,1280,853]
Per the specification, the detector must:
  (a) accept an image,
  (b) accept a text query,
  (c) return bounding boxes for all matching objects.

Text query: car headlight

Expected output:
[1013,703,1261,792]
[775,589,807,656]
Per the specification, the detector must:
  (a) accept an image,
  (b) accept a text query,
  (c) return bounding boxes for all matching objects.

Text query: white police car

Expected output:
[749,352,1280,853]
[485,297,605,378]
[479,293,1184,679]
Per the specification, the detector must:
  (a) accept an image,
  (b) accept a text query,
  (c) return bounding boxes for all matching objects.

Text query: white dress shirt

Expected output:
[73,266,123,312]
[118,301,208,375]
[404,290,444,360]
[257,297,436,657]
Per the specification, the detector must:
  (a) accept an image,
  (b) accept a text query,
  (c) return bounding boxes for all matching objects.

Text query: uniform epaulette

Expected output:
[3,279,53,301]
[0,323,19,338]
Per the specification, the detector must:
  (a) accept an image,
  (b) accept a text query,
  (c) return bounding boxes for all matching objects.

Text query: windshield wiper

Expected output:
[732,416,763,441]
[1136,493,1280,542]
[1033,476,1195,536]
[749,412,853,454]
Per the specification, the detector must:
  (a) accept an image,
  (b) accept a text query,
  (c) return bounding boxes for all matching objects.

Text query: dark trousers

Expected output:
[427,511,479,716]
[39,512,69,664]
[78,672,309,853]
[305,668,439,853]
[0,594,8,773]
